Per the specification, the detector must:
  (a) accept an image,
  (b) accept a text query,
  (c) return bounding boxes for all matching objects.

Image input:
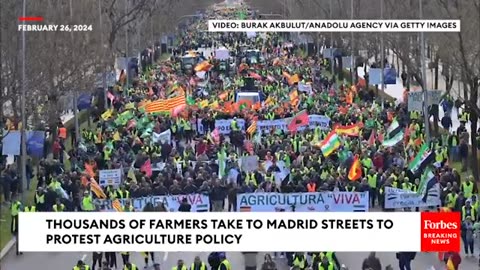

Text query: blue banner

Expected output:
[2,131,21,155]
[26,131,45,157]
[77,94,92,111]
[95,194,210,212]
[237,192,369,212]
[384,68,397,85]
[369,68,382,85]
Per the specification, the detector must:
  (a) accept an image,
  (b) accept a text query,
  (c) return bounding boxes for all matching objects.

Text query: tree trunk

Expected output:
[469,81,479,180]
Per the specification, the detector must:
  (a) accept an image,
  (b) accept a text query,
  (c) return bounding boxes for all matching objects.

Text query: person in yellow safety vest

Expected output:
[459,111,469,123]
[445,191,458,209]
[142,252,155,268]
[124,262,138,270]
[291,252,308,270]
[345,183,356,192]
[461,176,476,199]
[117,187,130,199]
[245,172,258,187]
[24,205,36,212]
[123,201,135,212]
[264,172,274,182]
[190,256,207,270]
[120,252,130,265]
[218,254,231,270]
[319,252,341,269]
[462,200,477,221]
[82,191,95,211]
[35,187,45,211]
[73,260,90,270]
[53,199,66,212]
[10,198,22,235]
[318,256,334,270]
[401,178,413,191]
[471,195,479,215]
[173,259,187,270]
[230,117,239,131]
[367,170,378,208]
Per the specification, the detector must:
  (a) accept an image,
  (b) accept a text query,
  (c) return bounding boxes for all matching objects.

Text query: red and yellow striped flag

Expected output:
[112,199,123,212]
[144,94,186,113]
[247,121,257,135]
[90,178,107,199]
[289,90,299,106]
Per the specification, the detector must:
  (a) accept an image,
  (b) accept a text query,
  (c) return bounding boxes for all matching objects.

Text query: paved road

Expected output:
[2,250,478,270]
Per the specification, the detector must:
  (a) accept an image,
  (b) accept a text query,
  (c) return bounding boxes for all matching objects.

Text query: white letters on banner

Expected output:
[152,129,172,144]
[196,115,330,135]
[95,194,210,212]
[237,192,369,212]
[384,184,441,209]
[98,169,123,186]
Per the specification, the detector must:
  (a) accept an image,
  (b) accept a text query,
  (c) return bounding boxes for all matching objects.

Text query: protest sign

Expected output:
[95,193,210,212]
[98,169,123,186]
[237,192,369,212]
[385,185,441,209]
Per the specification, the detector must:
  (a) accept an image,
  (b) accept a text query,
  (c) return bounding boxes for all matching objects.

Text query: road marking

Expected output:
[81,254,87,261]
[163,252,169,262]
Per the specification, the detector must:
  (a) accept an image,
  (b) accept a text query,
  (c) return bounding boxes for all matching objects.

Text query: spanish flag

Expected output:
[194,61,213,72]
[348,155,362,181]
[289,90,299,107]
[446,258,455,270]
[144,94,186,113]
[335,123,361,137]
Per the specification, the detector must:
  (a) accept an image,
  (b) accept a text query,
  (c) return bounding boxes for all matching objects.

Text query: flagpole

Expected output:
[419,0,430,142]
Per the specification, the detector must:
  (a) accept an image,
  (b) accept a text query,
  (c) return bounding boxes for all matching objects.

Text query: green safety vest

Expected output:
[118,190,130,199]
[191,263,207,270]
[124,264,138,270]
[36,193,45,204]
[293,255,306,268]
[220,260,231,270]
[463,182,474,199]
[53,204,65,212]
[73,266,90,270]
[24,206,36,212]
[11,201,22,216]
[246,173,257,186]
[367,175,377,188]
[82,196,94,211]
[318,262,334,270]
[346,186,356,192]
[462,206,476,220]
[446,193,458,208]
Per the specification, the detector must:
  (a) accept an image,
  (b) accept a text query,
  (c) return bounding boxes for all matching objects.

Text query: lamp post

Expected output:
[69,0,79,141]
[350,0,355,85]
[329,0,334,77]
[125,0,130,93]
[98,0,108,110]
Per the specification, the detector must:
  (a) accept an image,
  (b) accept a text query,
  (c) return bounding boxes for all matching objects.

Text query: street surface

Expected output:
[1,250,478,269]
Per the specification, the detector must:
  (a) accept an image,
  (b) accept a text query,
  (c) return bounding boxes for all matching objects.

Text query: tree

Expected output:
[434,0,480,178]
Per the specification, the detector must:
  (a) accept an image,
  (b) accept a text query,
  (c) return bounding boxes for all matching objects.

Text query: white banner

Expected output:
[98,169,123,187]
[95,193,210,212]
[152,129,172,144]
[408,90,442,112]
[237,192,369,212]
[384,184,441,209]
[196,115,330,135]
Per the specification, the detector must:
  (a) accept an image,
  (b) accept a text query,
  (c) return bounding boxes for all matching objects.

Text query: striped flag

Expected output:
[112,199,123,212]
[247,121,257,135]
[144,94,186,113]
[90,178,107,199]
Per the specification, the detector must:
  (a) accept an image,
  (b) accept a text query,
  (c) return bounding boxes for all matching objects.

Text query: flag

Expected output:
[144,94,186,113]
[127,167,137,183]
[101,109,113,120]
[140,159,152,177]
[248,71,262,80]
[335,124,361,137]
[387,119,402,139]
[319,131,341,157]
[408,143,434,175]
[382,131,404,147]
[288,74,300,85]
[247,121,257,135]
[417,167,437,202]
[368,130,376,146]
[194,61,213,72]
[289,90,299,106]
[84,162,95,178]
[446,258,454,270]
[348,155,362,181]
[112,199,123,212]
[90,178,106,199]
[287,110,309,132]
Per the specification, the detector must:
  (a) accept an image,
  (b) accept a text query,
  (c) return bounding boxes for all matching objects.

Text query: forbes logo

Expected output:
[420,212,461,253]
[423,220,459,230]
